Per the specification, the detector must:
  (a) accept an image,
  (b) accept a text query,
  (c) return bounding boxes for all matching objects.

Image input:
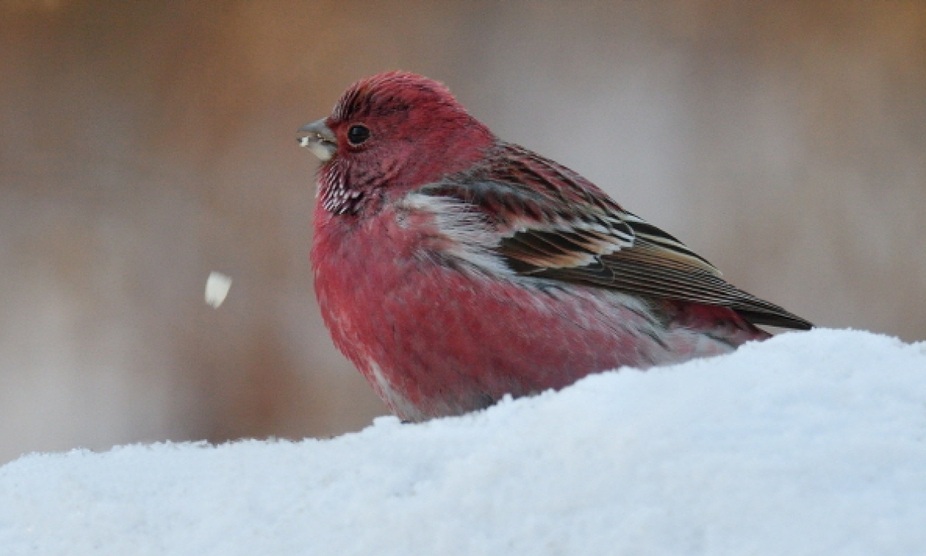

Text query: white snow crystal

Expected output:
[204,272,232,308]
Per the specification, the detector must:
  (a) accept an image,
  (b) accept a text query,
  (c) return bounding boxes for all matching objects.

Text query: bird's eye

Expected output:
[346,124,371,146]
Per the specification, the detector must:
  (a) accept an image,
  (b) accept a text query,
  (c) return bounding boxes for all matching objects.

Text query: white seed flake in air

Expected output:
[205,272,232,308]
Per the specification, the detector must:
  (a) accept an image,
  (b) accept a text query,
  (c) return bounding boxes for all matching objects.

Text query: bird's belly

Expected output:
[315,247,679,420]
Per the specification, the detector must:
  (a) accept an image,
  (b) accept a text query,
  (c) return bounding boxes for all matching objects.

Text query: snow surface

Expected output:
[1,329,925,555]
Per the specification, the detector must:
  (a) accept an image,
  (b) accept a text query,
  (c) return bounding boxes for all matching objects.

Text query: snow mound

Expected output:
[1,329,925,555]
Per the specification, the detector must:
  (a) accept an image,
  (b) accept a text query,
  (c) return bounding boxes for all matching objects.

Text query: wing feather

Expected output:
[413,142,812,330]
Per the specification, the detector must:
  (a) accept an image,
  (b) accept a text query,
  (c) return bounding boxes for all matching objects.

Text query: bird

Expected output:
[298,71,812,421]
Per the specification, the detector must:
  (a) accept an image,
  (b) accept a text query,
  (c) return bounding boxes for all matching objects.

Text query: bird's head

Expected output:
[298,71,494,215]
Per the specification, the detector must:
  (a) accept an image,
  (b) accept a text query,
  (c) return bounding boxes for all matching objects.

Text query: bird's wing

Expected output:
[413,144,812,330]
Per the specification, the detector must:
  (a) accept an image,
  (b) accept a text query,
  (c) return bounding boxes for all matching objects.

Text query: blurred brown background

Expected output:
[1,1,924,463]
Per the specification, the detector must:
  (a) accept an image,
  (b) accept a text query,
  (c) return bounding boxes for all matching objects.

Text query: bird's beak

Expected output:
[297,118,337,162]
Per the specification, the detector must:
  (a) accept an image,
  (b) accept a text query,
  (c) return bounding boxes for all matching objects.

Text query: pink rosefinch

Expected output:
[299,71,811,421]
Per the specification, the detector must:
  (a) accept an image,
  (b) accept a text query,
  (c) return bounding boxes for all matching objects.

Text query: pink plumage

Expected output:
[299,71,811,421]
